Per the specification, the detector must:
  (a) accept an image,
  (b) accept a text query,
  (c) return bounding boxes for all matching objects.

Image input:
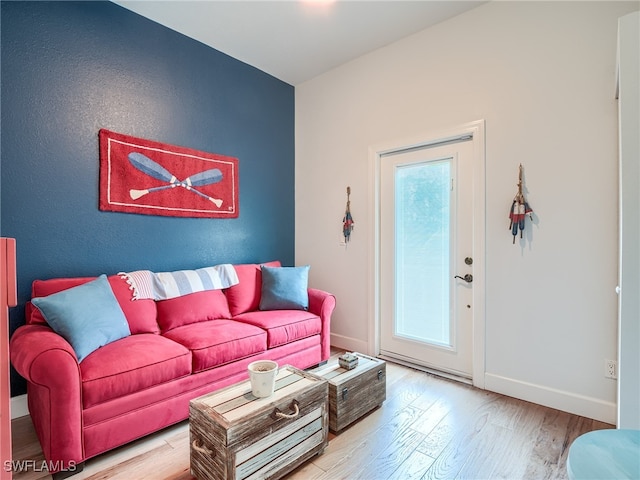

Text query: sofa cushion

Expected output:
[259,265,310,311]
[80,333,191,408]
[224,261,281,316]
[232,310,321,349]
[163,320,267,373]
[156,289,231,332]
[31,275,131,363]
[30,275,159,334]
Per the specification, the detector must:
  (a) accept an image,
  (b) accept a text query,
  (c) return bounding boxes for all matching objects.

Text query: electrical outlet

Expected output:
[605,359,618,379]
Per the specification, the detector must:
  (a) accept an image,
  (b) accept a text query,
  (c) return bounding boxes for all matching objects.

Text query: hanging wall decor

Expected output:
[342,186,354,244]
[508,164,533,243]
[99,129,239,219]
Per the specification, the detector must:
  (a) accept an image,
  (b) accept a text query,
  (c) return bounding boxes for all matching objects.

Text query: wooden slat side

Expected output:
[235,416,324,479]
[328,383,338,432]
[244,430,326,480]
[333,362,386,432]
[236,408,323,464]
[226,382,327,447]
[189,404,227,447]
[190,408,229,480]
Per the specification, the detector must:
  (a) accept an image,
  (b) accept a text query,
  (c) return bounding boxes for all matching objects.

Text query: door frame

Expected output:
[368,120,486,388]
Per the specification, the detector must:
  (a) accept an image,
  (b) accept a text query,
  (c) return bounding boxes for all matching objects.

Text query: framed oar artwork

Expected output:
[99,129,239,218]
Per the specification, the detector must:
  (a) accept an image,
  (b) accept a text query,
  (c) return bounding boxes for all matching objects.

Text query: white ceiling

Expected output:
[113,1,485,85]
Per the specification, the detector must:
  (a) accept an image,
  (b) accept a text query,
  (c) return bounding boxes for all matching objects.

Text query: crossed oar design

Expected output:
[127,152,223,208]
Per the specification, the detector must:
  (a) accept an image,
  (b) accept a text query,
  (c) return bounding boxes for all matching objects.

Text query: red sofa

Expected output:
[10,262,335,478]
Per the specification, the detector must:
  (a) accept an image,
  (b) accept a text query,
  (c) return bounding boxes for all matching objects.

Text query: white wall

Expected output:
[296,1,639,424]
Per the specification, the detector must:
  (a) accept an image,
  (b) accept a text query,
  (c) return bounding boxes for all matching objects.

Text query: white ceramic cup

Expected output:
[247,360,278,398]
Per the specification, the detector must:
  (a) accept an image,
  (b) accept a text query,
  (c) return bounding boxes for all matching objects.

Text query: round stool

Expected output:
[567,429,640,479]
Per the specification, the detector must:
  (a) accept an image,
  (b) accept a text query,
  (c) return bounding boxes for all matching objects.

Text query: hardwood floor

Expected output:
[10,357,612,480]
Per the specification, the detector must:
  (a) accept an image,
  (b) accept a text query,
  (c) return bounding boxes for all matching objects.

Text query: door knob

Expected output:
[454,274,473,283]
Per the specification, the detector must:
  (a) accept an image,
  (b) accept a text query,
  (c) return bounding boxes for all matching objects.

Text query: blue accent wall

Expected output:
[1,1,295,396]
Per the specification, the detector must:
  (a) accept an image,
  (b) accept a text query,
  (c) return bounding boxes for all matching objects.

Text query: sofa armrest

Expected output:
[307,288,336,361]
[10,324,83,471]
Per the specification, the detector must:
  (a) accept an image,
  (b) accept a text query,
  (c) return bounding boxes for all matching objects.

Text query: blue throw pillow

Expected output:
[259,265,310,311]
[31,274,131,362]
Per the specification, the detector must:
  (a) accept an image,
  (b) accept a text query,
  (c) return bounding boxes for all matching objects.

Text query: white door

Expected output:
[379,138,474,378]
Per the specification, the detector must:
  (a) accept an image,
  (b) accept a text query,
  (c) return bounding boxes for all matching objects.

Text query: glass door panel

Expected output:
[395,160,452,347]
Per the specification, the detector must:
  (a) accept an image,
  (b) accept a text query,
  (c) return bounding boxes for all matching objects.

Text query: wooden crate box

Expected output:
[189,366,328,480]
[311,353,386,432]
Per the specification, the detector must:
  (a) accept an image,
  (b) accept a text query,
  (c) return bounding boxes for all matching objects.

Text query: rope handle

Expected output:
[192,439,214,457]
[272,399,300,420]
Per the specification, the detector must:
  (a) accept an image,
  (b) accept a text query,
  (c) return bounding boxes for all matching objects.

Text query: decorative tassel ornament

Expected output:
[508,164,533,244]
[343,186,354,244]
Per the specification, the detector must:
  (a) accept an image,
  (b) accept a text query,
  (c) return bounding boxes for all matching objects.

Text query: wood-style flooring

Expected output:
[10,355,612,480]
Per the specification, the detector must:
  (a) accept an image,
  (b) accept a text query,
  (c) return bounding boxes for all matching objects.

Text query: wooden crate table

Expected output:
[310,353,386,432]
[189,365,328,480]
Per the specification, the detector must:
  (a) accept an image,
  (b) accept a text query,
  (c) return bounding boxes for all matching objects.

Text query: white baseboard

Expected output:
[11,394,28,419]
[330,334,369,355]
[484,373,616,425]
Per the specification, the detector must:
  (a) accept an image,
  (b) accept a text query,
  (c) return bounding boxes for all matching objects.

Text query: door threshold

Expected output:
[379,353,473,386]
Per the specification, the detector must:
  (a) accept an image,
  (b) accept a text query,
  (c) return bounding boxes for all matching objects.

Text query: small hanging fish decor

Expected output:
[343,186,355,244]
[508,164,533,244]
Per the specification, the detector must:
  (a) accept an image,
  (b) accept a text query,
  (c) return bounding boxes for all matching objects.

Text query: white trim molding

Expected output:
[485,373,617,425]
[330,334,369,355]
